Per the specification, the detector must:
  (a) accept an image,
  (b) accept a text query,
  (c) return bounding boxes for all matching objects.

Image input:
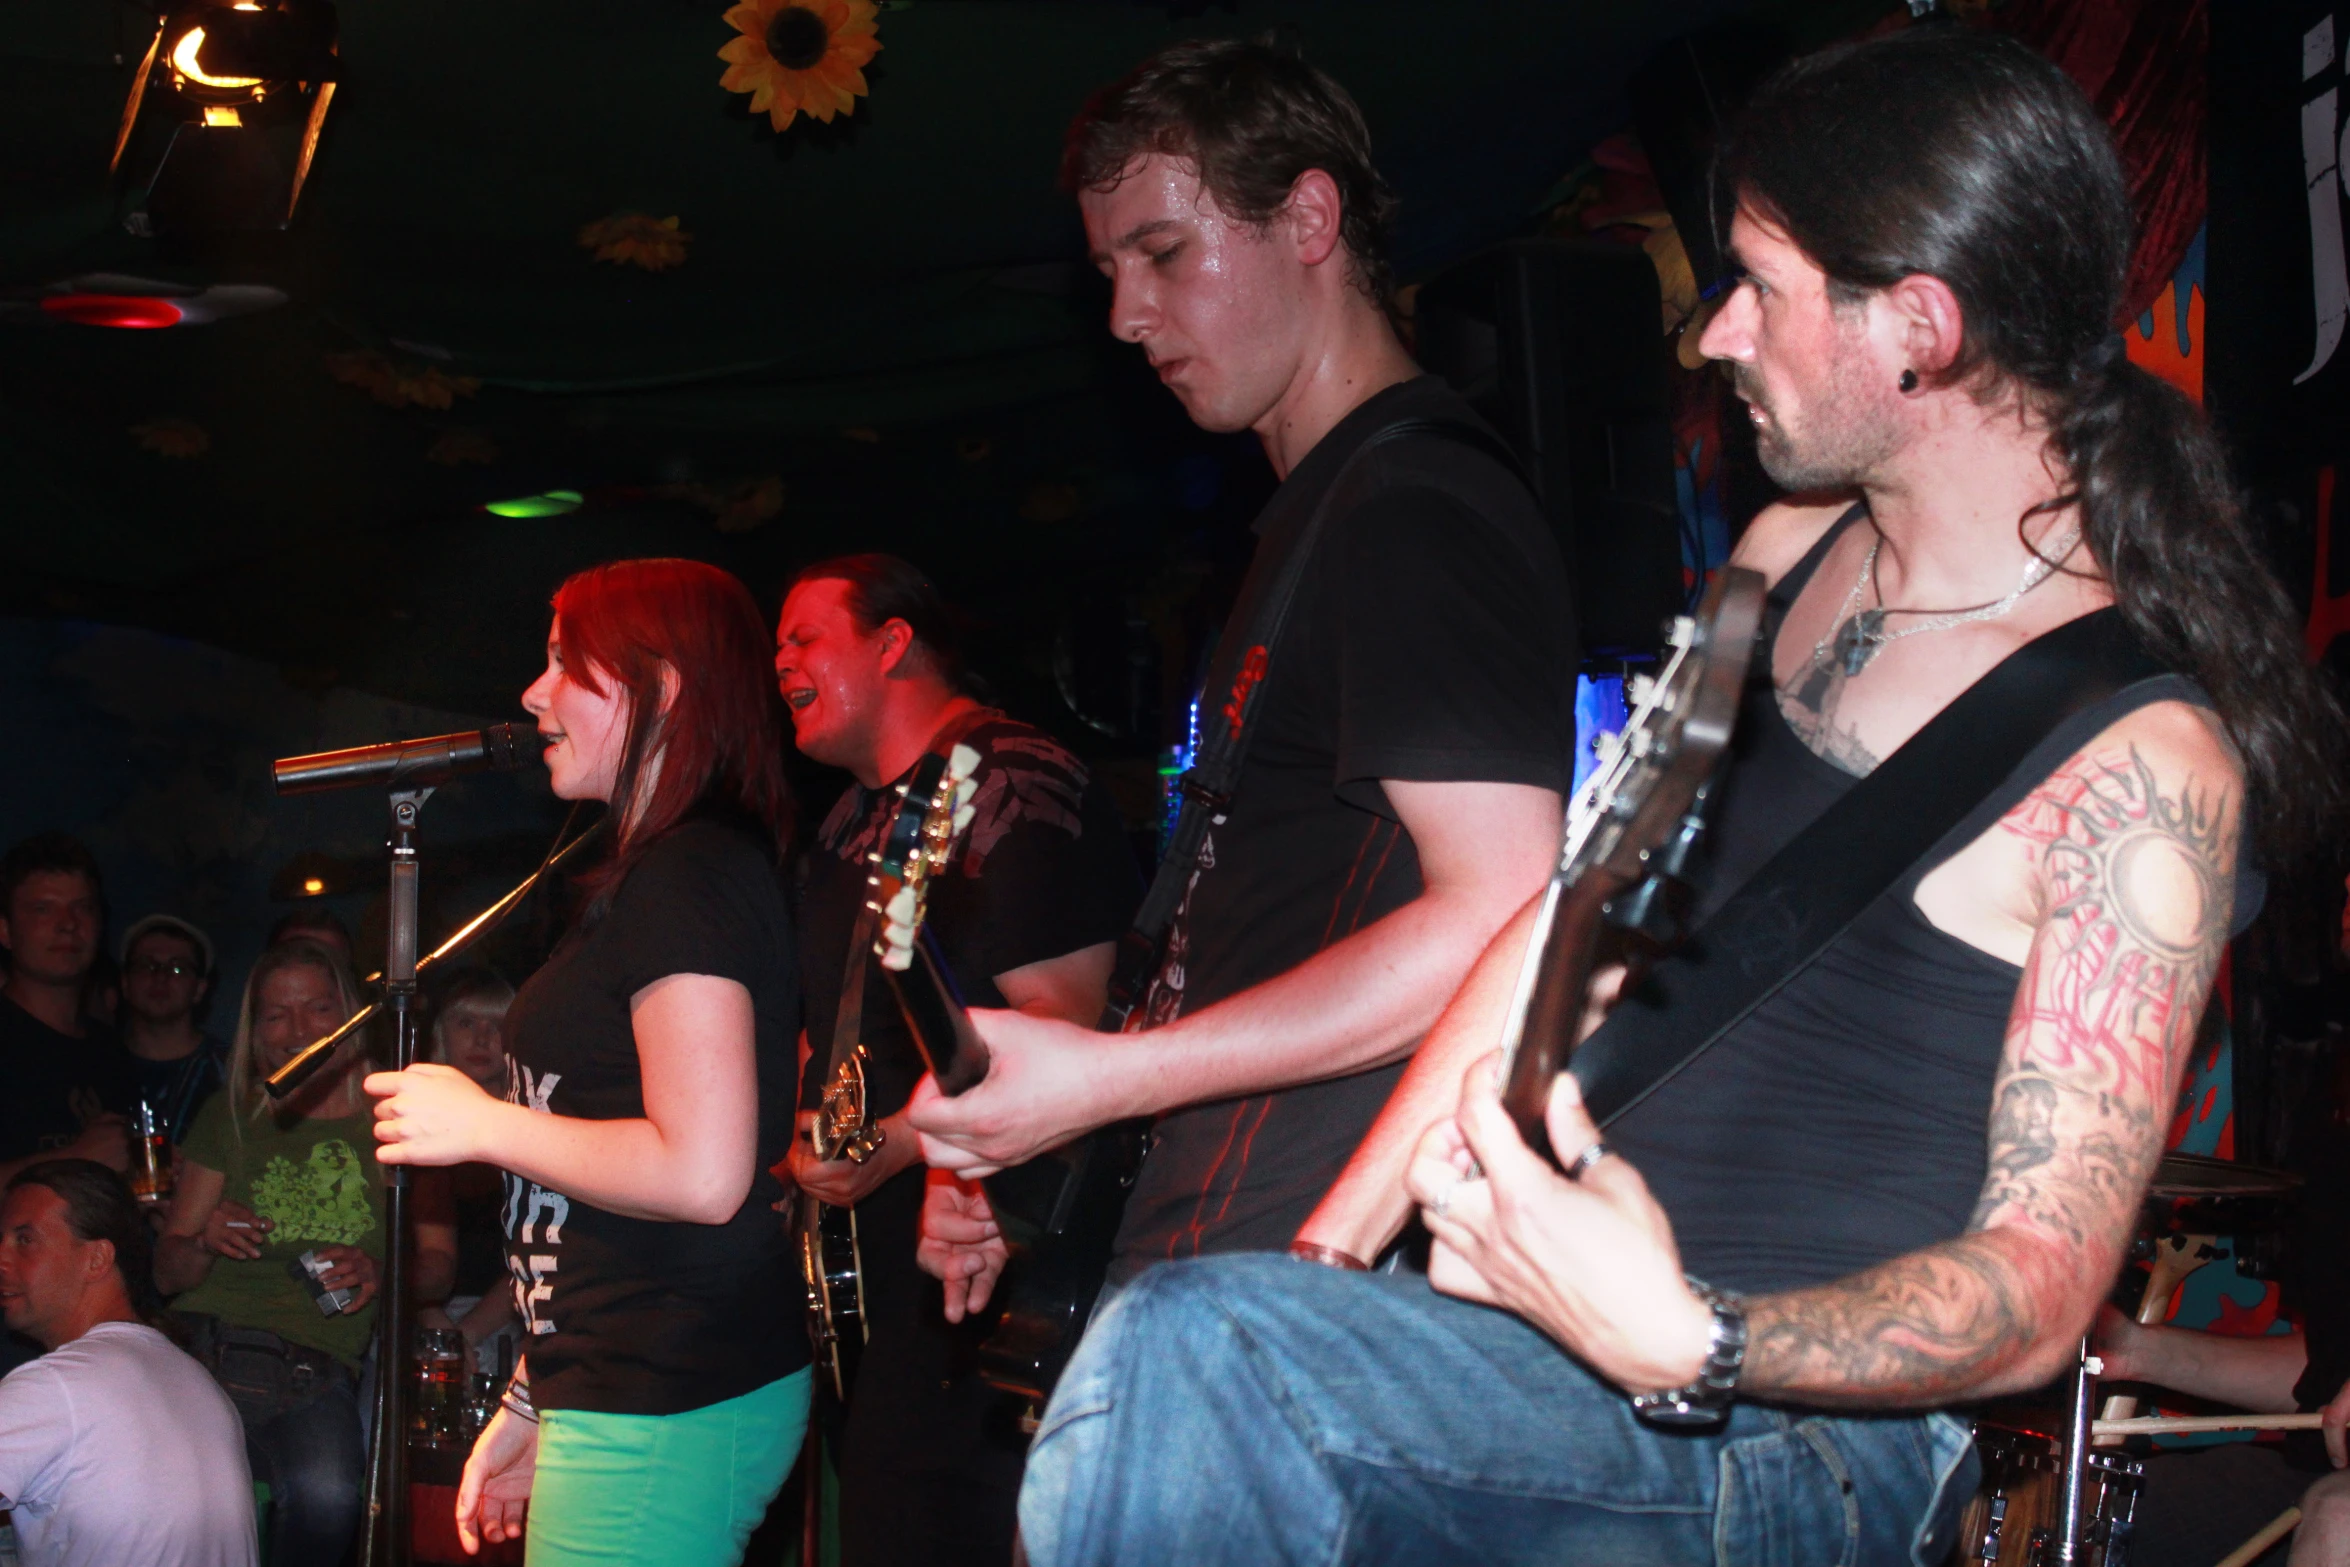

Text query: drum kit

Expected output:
[1952,1151,2307,1567]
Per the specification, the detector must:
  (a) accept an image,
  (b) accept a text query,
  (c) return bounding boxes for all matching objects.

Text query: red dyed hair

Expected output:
[549,559,793,902]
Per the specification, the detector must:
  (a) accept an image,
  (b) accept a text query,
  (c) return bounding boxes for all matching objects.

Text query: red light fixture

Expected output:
[40,294,187,329]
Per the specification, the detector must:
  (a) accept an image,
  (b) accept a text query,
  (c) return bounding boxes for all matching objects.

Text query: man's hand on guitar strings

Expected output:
[916,1171,1009,1322]
[1407,1054,1713,1397]
[904,1008,1127,1178]
[787,1109,920,1208]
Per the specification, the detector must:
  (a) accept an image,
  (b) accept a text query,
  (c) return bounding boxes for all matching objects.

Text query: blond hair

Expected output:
[226,939,367,1123]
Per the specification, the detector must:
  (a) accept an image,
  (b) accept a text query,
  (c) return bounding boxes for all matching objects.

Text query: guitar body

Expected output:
[799,1188,866,1401]
[968,1119,1150,1405]
[798,1044,885,1402]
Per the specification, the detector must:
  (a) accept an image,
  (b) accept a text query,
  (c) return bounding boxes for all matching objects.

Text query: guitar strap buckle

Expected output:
[1176,772,1231,812]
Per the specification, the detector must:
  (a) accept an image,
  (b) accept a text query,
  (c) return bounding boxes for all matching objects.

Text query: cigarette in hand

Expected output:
[226,1221,254,1229]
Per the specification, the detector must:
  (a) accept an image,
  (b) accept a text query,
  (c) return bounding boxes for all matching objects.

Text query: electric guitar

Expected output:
[877,568,1765,1408]
[798,744,981,1402]
[1496,566,1765,1153]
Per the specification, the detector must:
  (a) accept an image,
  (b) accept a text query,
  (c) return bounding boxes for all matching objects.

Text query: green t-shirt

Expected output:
[176,1094,385,1366]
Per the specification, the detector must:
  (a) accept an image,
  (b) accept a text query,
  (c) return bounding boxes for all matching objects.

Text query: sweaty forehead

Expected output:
[780,575,860,630]
[1079,154,1224,250]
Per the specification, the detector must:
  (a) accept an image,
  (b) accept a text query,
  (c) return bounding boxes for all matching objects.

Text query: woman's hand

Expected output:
[456,1405,537,1555]
[312,1244,380,1313]
[201,1199,271,1260]
[366,1063,510,1167]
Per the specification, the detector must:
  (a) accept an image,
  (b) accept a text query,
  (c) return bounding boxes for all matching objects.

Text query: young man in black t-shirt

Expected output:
[0,834,135,1187]
[908,45,1573,1299]
[777,556,1141,1567]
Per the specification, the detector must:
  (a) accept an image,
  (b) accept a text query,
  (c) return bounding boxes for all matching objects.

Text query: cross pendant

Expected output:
[1834,609,1885,678]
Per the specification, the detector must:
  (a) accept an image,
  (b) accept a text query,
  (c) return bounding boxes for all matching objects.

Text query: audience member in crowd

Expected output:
[265,907,353,965]
[416,969,520,1375]
[118,915,229,1145]
[0,1159,255,1567]
[155,939,456,1567]
[0,834,134,1191]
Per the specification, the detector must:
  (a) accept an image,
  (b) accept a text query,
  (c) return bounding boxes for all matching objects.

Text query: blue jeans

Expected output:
[1020,1255,1979,1566]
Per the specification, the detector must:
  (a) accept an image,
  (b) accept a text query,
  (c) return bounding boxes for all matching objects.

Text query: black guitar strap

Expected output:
[825,705,1003,1082]
[1571,606,2171,1126]
[1099,413,1531,1032]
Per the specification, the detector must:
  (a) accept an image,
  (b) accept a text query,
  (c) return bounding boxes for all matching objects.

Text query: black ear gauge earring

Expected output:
[1898,368,1920,394]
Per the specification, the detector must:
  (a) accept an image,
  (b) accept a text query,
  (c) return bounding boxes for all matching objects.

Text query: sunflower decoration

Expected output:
[719,0,880,132]
[131,417,209,458]
[579,213,692,272]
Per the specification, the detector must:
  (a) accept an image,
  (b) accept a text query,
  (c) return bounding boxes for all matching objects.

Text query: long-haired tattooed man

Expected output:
[1011,26,2348,1567]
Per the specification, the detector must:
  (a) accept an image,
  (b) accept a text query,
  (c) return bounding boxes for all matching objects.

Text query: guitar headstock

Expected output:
[870,742,982,973]
[1558,568,1764,897]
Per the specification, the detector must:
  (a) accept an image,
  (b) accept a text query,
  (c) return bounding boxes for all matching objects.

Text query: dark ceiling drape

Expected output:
[1994,0,2208,323]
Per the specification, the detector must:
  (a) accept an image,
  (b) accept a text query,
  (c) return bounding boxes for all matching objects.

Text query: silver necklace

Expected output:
[1813,524,2082,678]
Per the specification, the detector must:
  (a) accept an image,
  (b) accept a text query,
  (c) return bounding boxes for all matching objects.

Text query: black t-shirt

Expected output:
[127,1033,229,1144]
[1112,376,1578,1281]
[0,994,135,1164]
[499,819,806,1415]
[796,713,1141,1321]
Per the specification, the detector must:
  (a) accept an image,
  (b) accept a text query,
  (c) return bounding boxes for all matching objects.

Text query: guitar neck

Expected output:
[882,927,992,1096]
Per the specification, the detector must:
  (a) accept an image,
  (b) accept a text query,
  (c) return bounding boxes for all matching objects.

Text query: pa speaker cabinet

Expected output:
[1417,239,1685,662]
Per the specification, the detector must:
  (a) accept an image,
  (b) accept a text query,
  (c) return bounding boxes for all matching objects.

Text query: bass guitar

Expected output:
[798,744,981,1402]
[1496,566,1764,1151]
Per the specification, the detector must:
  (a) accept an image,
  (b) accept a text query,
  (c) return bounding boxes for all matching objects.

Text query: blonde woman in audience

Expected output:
[156,939,456,1567]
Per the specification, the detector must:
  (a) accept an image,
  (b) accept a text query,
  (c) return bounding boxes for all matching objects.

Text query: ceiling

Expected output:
[0,0,1866,729]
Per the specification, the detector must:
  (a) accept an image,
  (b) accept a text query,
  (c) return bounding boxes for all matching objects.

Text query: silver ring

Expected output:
[1563,1141,1615,1181]
[1432,1175,1454,1221]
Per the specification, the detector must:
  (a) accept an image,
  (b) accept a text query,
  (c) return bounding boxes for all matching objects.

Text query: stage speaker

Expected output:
[1416,238,1685,661]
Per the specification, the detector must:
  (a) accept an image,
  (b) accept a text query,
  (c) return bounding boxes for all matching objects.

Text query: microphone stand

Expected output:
[256,799,599,1567]
[362,784,429,1567]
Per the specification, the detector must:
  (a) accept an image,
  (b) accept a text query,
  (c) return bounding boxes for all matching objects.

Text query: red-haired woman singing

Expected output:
[366,558,807,1566]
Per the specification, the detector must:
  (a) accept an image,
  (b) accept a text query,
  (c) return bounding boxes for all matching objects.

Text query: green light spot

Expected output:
[484,489,584,518]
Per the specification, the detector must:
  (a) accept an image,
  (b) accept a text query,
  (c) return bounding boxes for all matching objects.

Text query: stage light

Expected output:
[483,490,585,518]
[6,276,287,329]
[40,295,186,329]
[112,1,343,233]
[270,848,354,901]
[171,21,267,95]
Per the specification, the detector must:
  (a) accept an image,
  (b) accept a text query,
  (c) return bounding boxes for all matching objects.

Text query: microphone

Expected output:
[273,723,534,795]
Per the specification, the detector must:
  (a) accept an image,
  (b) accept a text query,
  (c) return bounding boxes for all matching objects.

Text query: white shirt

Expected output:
[0,1320,256,1567]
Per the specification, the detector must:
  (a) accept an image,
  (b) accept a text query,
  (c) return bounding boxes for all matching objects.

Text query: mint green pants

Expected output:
[529,1370,812,1567]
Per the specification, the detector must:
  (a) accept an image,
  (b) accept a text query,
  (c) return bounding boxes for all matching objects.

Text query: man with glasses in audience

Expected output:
[118,915,228,1145]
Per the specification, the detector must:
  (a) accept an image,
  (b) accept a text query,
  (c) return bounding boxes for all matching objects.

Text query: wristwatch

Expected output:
[1630,1278,1747,1428]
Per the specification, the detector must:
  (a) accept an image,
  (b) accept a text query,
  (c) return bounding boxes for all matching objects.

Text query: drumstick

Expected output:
[2091,1411,2326,1437]
[2212,1506,2300,1567]
[2097,1233,2218,1444]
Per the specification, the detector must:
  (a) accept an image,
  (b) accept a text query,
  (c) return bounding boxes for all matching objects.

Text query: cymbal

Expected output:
[2144,1151,2302,1200]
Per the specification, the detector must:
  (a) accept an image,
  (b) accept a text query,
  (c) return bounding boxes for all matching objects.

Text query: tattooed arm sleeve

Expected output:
[1738,713,2241,1407]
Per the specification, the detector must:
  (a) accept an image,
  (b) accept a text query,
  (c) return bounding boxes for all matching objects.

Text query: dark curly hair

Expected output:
[1062,37,1399,303]
[1717,26,2347,863]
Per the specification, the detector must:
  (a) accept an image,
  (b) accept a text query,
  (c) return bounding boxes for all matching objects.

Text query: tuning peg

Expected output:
[1666,615,1697,650]
[1627,673,1658,706]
